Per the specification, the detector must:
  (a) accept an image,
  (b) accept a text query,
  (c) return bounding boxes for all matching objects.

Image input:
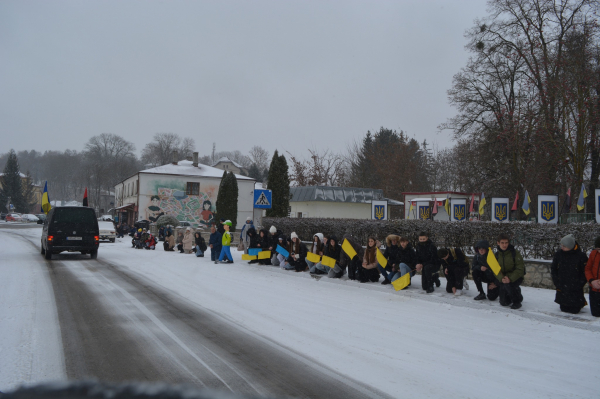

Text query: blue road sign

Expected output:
[253,189,272,209]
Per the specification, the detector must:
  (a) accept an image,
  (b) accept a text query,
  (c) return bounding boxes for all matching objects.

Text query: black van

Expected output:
[41,206,100,259]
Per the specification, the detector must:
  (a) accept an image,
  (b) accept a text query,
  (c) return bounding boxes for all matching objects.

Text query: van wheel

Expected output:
[44,250,52,260]
[41,244,45,255]
[90,250,98,259]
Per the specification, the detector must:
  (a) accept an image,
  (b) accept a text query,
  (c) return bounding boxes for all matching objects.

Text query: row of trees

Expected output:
[0,150,37,213]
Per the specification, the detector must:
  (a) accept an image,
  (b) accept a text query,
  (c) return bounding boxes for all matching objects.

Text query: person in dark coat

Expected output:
[315,235,342,277]
[495,233,526,309]
[194,232,207,257]
[551,234,588,314]
[472,240,500,301]
[208,225,222,261]
[415,232,440,293]
[585,236,600,317]
[256,228,271,265]
[379,234,406,285]
[340,232,365,280]
[217,219,225,235]
[268,225,283,266]
[245,226,260,264]
[163,230,175,251]
[287,232,308,272]
[439,248,469,296]
[360,237,381,283]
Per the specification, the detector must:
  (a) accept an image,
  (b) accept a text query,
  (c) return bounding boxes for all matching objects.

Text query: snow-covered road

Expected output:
[1,224,599,398]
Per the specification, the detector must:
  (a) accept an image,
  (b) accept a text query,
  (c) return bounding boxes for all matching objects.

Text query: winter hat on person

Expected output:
[246,217,252,221]
[269,225,277,234]
[186,227,191,231]
[290,232,298,240]
[595,236,600,249]
[224,220,233,227]
[438,248,449,259]
[219,218,225,223]
[560,234,576,250]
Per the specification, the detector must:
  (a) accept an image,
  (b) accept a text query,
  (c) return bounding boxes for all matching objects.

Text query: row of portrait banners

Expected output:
[371,190,600,223]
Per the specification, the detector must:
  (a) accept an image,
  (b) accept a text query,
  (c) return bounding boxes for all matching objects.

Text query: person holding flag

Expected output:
[340,232,364,280]
[471,240,500,301]
[314,235,342,277]
[494,233,526,309]
[305,233,324,273]
[577,183,588,211]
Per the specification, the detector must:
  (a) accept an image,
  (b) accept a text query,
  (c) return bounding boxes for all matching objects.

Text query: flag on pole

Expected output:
[522,190,531,215]
[486,248,502,276]
[342,239,357,260]
[83,188,88,207]
[432,200,438,215]
[408,202,414,219]
[469,193,475,213]
[562,187,571,214]
[511,191,519,211]
[479,192,486,216]
[376,248,387,268]
[41,181,52,214]
[445,195,450,215]
[577,183,588,211]
[391,272,411,291]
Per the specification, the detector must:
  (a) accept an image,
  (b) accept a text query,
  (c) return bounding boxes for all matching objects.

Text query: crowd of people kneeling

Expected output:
[127,218,600,317]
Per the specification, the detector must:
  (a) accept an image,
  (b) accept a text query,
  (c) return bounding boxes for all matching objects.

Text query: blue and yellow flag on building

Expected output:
[41,181,51,214]
[577,183,588,211]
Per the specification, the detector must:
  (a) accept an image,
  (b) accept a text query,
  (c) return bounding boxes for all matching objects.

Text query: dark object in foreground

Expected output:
[0,381,282,399]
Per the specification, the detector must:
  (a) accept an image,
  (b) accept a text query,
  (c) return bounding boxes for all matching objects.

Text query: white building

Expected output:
[114,155,255,228]
[212,157,247,175]
[289,186,402,219]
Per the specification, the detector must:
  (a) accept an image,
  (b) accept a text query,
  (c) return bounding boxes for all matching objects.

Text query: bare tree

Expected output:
[286,148,348,187]
[249,146,270,171]
[141,133,196,167]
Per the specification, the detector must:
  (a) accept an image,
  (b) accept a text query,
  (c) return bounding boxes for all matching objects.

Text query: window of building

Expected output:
[186,182,200,196]
[297,212,303,218]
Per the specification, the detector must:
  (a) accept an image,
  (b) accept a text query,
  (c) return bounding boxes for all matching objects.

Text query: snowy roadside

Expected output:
[3,227,600,398]
[0,228,65,391]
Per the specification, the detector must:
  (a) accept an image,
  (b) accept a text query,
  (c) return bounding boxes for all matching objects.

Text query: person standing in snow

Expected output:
[306,233,325,273]
[585,237,600,317]
[209,225,222,261]
[471,240,500,301]
[217,220,234,264]
[415,232,441,293]
[439,248,469,296]
[495,234,525,310]
[551,234,588,314]
[240,217,254,254]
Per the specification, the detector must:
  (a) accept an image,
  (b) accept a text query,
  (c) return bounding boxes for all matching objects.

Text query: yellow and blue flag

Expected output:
[577,183,588,211]
[445,195,450,215]
[342,239,357,260]
[408,202,414,219]
[522,190,531,215]
[479,192,486,216]
[276,244,289,258]
[41,181,51,214]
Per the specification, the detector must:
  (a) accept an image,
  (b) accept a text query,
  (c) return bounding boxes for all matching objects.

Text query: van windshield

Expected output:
[52,208,97,224]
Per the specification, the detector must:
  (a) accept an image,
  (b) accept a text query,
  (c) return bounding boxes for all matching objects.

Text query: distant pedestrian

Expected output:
[209,225,222,261]
[551,234,588,314]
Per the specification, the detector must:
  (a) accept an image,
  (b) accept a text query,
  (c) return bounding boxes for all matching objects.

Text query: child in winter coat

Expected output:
[551,234,588,314]
[439,248,469,295]
[217,220,233,263]
[256,229,270,265]
[415,232,441,293]
[471,240,500,301]
[585,236,600,317]
[163,231,175,251]
[315,236,342,278]
[268,226,282,266]
[495,233,525,309]
[209,225,222,261]
[194,232,207,257]
[276,236,293,270]
[288,232,308,272]
[182,228,194,254]
[246,227,259,264]
[144,233,156,250]
[306,233,324,273]
[341,233,364,280]
[360,237,381,283]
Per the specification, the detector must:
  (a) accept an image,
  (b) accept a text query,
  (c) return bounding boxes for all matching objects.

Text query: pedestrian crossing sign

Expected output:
[253,189,272,209]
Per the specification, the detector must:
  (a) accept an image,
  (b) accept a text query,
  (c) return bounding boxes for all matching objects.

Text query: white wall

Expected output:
[290,201,371,219]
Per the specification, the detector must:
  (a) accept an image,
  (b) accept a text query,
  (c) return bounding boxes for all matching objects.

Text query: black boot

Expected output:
[474,292,486,300]
[381,279,391,285]
[434,274,441,287]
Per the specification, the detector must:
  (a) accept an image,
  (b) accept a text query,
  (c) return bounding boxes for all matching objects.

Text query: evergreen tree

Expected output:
[266,150,290,217]
[0,150,26,213]
[215,171,239,231]
[22,171,37,213]
[248,163,262,182]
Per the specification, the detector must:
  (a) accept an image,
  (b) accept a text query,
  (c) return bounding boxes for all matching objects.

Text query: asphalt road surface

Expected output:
[2,224,390,399]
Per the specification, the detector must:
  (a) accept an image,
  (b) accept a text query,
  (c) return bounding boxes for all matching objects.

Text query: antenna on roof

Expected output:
[211,143,216,164]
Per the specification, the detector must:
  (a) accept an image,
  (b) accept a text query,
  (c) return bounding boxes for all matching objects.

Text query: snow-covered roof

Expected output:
[140,160,253,180]
[211,157,244,169]
[410,197,450,202]
[0,172,27,178]
[290,186,384,204]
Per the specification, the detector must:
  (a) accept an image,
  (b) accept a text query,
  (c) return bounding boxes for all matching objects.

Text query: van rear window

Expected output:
[52,208,97,224]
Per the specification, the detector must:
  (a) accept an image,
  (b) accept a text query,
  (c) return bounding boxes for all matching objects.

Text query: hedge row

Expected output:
[262,217,600,260]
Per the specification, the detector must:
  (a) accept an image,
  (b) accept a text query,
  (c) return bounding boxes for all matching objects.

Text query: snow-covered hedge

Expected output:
[263,218,600,260]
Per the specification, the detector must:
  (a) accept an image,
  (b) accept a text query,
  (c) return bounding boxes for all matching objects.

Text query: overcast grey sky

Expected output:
[1,0,488,158]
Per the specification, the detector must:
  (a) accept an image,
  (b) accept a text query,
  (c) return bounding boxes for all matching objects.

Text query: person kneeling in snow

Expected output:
[360,237,381,283]
[287,232,308,272]
[314,236,343,278]
[217,220,234,264]
[439,248,469,296]
[194,232,207,257]
[495,234,525,310]
[144,233,156,250]
[472,241,500,301]
[551,234,588,314]
[163,230,175,251]
[341,232,364,281]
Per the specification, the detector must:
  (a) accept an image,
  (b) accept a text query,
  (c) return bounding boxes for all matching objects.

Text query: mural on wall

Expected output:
[139,179,219,225]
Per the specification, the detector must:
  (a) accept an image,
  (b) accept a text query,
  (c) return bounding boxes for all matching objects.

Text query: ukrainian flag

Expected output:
[577,183,588,211]
[479,192,486,216]
[41,181,51,214]
[522,190,531,215]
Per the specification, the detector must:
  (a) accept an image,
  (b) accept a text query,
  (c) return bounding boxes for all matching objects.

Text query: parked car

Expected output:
[22,214,40,223]
[6,213,22,222]
[98,221,116,243]
[36,214,47,224]
[98,215,113,221]
[41,206,99,259]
